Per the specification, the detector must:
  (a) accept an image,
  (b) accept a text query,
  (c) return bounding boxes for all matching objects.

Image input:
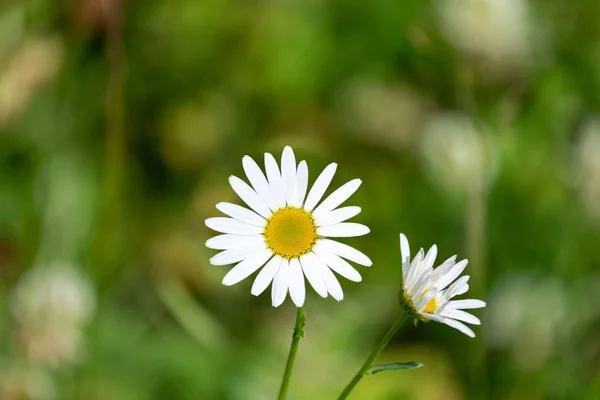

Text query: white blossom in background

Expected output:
[36,153,97,262]
[485,273,570,371]
[10,262,96,369]
[575,117,600,222]
[0,36,63,126]
[420,112,492,196]
[337,78,429,149]
[0,364,55,400]
[437,0,531,73]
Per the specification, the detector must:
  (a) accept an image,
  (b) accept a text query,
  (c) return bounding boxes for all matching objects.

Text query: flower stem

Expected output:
[278,307,306,400]
[337,312,409,400]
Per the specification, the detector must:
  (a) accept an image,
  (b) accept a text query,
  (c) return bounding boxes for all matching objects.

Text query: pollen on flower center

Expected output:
[422,298,437,314]
[264,206,317,259]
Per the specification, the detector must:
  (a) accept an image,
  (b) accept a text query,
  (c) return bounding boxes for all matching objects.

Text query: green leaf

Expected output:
[365,362,424,376]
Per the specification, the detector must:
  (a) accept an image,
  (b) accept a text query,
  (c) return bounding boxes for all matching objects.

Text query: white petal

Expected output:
[290,160,308,207]
[314,206,361,226]
[242,156,278,210]
[299,253,328,298]
[206,234,264,250]
[408,245,437,291]
[288,259,306,307]
[216,202,266,227]
[272,259,290,307]
[311,251,344,301]
[442,275,470,301]
[313,244,362,282]
[422,245,438,273]
[317,223,370,238]
[281,146,298,205]
[210,246,263,266]
[399,233,411,277]
[318,239,372,266]
[205,217,264,235]
[442,318,476,338]
[229,176,272,218]
[405,248,425,289]
[312,179,362,219]
[408,272,432,301]
[441,309,481,325]
[432,255,458,280]
[435,259,468,291]
[222,249,273,286]
[446,299,486,310]
[251,255,282,296]
[264,153,286,209]
[303,163,337,211]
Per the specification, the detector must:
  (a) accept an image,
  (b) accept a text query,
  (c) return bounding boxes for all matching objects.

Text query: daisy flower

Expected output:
[398,233,486,337]
[205,146,372,308]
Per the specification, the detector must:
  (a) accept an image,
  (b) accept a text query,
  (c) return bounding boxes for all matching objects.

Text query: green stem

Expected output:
[337,313,409,400]
[277,307,306,400]
[466,183,488,400]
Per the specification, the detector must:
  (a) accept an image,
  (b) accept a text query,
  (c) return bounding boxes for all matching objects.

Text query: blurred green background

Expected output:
[1,0,600,399]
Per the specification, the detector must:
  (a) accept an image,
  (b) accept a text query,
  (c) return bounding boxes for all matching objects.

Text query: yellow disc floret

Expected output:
[264,206,317,259]
[421,298,437,314]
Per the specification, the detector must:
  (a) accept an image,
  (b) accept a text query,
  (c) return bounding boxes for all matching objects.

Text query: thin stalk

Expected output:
[337,313,409,400]
[277,307,306,400]
[95,3,128,294]
[466,182,488,399]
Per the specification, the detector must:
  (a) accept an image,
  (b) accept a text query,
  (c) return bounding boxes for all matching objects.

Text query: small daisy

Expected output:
[398,233,486,337]
[205,146,372,308]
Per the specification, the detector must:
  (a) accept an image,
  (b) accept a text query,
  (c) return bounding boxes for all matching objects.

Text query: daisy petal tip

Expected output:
[272,300,284,308]
[283,146,294,155]
[250,286,262,296]
[399,233,409,251]
[331,292,344,302]
[293,299,305,307]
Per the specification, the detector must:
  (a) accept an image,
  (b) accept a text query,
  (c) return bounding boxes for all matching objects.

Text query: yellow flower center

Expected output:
[422,298,437,314]
[264,206,317,259]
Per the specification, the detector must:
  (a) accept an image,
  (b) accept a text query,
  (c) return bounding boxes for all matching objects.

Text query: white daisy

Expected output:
[205,146,372,308]
[398,233,486,337]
